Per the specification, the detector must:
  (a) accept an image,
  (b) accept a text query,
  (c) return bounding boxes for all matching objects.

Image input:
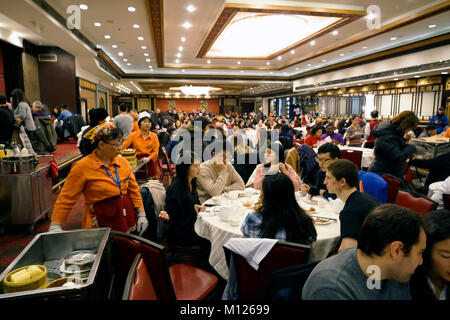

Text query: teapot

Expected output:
[219,205,234,222]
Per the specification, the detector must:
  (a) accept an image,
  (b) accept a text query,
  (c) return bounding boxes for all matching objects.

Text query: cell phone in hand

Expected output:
[204,204,216,207]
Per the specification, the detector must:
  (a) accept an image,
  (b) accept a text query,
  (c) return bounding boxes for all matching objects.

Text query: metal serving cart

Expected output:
[0,228,113,300]
[0,155,54,234]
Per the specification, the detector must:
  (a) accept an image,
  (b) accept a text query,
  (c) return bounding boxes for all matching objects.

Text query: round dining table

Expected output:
[194,188,343,280]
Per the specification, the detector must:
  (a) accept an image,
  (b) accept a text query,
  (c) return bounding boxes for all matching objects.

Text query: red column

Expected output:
[0,47,5,94]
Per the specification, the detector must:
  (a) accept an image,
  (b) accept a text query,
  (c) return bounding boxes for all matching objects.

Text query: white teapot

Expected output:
[219,204,234,222]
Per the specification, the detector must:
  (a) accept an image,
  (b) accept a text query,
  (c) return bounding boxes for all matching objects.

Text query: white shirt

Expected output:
[427,277,448,300]
[430,176,450,209]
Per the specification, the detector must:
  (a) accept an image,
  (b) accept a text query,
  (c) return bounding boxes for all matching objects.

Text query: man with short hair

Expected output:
[324,159,381,252]
[55,104,73,140]
[197,140,245,203]
[321,124,344,145]
[301,143,339,199]
[364,110,380,149]
[0,94,14,146]
[113,103,133,139]
[302,204,427,300]
[429,107,448,134]
[418,124,437,138]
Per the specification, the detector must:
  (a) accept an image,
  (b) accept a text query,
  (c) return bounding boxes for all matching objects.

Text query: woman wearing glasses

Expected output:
[49,123,149,235]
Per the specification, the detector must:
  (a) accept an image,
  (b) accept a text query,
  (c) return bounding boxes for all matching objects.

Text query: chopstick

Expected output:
[309,215,338,221]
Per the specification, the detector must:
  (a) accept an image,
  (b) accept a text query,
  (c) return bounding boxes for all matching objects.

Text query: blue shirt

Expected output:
[241,211,287,241]
[57,110,74,125]
[429,114,448,134]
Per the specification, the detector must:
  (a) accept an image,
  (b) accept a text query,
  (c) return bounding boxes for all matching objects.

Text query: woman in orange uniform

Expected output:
[121,111,160,179]
[48,123,149,235]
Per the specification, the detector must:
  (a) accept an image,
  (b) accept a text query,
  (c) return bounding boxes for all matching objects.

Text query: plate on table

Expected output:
[302,197,318,205]
[303,207,316,213]
[312,217,332,225]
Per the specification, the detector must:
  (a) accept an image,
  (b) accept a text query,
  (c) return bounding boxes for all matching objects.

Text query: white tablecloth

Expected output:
[194,189,342,280]
[314,145,374,168]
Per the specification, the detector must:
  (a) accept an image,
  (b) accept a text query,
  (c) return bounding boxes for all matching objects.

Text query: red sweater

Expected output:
[304,135,321,148]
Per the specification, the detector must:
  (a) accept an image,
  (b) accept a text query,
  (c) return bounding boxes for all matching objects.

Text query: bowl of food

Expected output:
[3,265,48,293]
[240,198,254,208]
[46,277,83,289]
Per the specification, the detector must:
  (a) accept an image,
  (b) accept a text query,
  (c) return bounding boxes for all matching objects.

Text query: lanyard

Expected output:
[102,164,122,197]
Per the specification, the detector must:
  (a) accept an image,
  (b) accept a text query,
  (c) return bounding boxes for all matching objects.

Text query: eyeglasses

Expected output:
[316,157,331,163]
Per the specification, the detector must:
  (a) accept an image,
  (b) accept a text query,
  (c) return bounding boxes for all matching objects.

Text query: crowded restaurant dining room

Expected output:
[0,0,449,308]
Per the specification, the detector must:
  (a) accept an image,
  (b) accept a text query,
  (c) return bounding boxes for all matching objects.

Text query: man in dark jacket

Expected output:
[369,120,416,179]
[0,94,14,146]
[410,151,450,194]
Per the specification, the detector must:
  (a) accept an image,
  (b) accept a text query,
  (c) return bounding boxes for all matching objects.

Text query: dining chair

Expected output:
[394,190,438,215]
[158,146,176,187]
[443,194,450,210]
[122,253,158,300]
[381,174,402,203]
[111,231,219,300]
[224,240,311,300]
[340,149,363,170]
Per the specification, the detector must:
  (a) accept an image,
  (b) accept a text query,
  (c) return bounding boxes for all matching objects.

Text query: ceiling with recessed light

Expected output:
[0,0,449,96]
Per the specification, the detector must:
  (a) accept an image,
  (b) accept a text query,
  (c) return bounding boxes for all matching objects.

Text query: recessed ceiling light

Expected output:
[207,60,211,64]
[358,83,362,86]
[332,30,338,35]
[340,53,345,56]
[390,37,397,41]
[144,53,149,56]
[128,7,136,12]
[176,53,182,58]
[127,63,131,66]
[141,46,147,50]
[295,68,299,70]
[148,66,153,68]
[414,75,420,78]
[187,5,196,12]
[181,37,186,42]
[266,62,270,65]
[118,52,124,56]
[237,61,241,65]
[442,72,448,75]
[362,46,368,49]
[138,36,144,41]
[182,22,192,29]
[310,40,316,46]
[290,50,295,54]
[133,24,140,29]
[104,35,111,39]
[176,59,180,63]
[178,46,183,51]
[112,45,118,48]
[146,59,151,62]
[270,72,273,74]
[307,63,312,67]
[428,24,437,28]
[123,59,128,62]
[94,22,101,27]
[240,70,244,73]
[393,78,399,81]
[322,59,327,62]
[375,81,380,83]
[80,4,88,10]
[182,69,186,72]
[277,56,282,60]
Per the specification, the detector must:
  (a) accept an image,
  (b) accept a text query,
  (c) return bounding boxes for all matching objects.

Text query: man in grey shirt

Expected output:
[113,103,133,139]
[302,204,427,300]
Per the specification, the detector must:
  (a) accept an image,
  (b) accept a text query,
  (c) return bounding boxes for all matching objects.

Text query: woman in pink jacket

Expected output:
[253,141,300,192]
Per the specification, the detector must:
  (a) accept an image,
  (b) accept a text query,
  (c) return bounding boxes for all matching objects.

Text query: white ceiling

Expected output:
[0,0,449,95]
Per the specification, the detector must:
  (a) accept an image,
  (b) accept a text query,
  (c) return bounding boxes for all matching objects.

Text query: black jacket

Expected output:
[34,116,57,152]
[410,267,449,300]
[369,120,416,179]
[0,106,14,145]
[410,152,450,188]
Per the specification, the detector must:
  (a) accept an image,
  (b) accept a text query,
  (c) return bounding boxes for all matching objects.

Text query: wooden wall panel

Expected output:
[80,88,96,111]
[155,98,220,114]
[22,52,41,104]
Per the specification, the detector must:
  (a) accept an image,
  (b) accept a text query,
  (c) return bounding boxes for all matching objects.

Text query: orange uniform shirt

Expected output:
[51,152,144,228]
[121,131,160,161]
[131,121,139,133]
[444,127,450,138]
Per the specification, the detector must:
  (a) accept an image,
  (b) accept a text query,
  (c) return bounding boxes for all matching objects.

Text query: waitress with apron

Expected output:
[121,111,160,179]
[48,123,149,235]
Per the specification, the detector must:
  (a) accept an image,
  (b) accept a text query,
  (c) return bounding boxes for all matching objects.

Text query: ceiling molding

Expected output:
[278,0,450,70]
[145,0,164,68]
[289,33,450,81]
[195,3,365,60]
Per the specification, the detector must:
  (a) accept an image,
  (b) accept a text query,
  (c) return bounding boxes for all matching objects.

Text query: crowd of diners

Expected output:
[41,103,449,300]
